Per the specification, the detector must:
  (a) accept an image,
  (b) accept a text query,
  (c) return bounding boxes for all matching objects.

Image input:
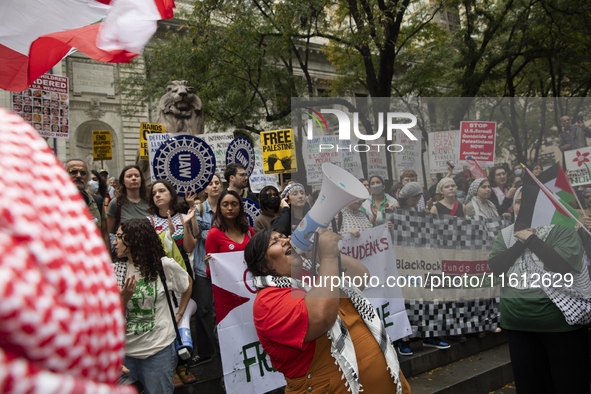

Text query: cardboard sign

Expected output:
[261,129,297,174]
[365,137,389,180]
[396,129,422,173]
[92,130,112,160]
[428,130,460,173]
[200,132,235,181]
[139,122,165,160]
[304,135,342,185]
[12,74,70,138]
[147,133,173,182]
[249,148,278,193]
[565,147,591,186]
[459,121,496,166]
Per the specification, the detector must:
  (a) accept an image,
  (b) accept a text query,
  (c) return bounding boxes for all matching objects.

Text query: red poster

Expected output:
[459,121,496,166]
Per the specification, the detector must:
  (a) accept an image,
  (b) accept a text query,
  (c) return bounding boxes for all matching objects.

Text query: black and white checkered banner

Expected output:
[389,211,510,338]
[390,211,509,250]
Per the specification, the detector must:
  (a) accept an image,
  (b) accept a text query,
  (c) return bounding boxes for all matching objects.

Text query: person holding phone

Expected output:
[559,115,588,151]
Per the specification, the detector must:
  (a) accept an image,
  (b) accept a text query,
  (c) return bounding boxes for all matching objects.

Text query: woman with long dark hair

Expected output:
[107,165,150,234]
[205,189,253,256]
[115,219,191,394]
[90,170,110,212]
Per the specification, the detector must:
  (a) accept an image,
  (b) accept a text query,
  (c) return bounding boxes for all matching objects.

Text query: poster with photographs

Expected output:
[11,74,69,139]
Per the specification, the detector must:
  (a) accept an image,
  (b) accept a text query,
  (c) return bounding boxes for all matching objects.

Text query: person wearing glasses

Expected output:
[224,163,259,205]
[65,159,110,251]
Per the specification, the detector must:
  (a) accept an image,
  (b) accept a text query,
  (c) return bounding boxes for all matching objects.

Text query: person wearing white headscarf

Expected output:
[430,177,465,217]
[488,185,591,393]
[465,178,499,219]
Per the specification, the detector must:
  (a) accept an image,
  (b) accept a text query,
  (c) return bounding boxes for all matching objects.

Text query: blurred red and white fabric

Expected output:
[0,107,135,394]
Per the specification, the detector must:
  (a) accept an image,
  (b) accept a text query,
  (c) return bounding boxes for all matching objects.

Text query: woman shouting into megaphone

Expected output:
[244,228,411,394]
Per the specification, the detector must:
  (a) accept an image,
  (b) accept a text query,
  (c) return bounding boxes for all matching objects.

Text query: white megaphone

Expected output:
[291,163,370,255]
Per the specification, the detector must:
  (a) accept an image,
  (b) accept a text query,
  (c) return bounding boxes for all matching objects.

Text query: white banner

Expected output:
[210,229,412,393]
[428,130,460,174]
[201,132,235,182]
[565,147,591,186]
[249,147,279,193]
[210,251,286,394]
[341,225,412,341]
[396,129,422,173]
[147,132,173,182]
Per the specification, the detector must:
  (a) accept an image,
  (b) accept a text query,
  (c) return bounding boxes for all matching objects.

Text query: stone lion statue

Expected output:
[158,80,204,135]
[137,80,204,181]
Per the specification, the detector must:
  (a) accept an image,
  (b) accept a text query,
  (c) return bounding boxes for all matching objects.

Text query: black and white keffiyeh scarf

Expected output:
[502,224,591,325]
[253,275,401,393]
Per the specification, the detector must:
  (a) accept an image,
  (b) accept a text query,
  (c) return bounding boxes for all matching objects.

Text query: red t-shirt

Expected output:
[253,286,315,378]
[205,226,253,254]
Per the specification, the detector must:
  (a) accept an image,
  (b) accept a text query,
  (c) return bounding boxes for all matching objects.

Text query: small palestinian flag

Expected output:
[536,162,576,204]
[466,155,487,179]
[514,166,579,231]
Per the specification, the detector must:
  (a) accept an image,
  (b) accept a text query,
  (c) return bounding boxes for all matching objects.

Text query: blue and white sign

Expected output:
[242,198,260,228]
[153,135,216,196]
[226,137,255,177]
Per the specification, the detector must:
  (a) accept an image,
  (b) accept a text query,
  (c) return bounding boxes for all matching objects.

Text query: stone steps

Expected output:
[407,343,512,394]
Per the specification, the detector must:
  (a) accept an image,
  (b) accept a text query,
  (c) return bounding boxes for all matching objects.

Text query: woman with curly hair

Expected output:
[205,189,253,258]
[115,219,191,394]
[107,165,150,234]
[147,180,199,386]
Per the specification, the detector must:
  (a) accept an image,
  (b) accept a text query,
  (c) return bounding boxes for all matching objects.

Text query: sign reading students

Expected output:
[139,122,165,160]
[261,129,297,174]
[92,130,112,160]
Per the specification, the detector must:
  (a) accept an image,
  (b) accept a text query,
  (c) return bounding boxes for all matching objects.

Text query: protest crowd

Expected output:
[2,106,591,394]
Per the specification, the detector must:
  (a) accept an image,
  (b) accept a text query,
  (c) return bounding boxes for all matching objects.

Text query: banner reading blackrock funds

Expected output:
[209,251,286,394]
[390,211,508,338]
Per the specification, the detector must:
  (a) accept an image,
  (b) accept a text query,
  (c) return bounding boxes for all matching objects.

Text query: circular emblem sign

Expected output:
[153,135,216,197]
[226,137,255,177]
[242,198,260,228]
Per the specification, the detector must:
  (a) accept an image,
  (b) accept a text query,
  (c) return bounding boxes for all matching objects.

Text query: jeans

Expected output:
[124,341,178,394]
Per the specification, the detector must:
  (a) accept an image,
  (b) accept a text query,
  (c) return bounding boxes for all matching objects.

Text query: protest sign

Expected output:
[565,147,591,186]
[249,148,278,193]
[147,133,173,182]
[140,122,165,160]
[226,137,256,177]
[341,139,365,179]
[341,225,412,341]
[209,251,286,394]
[428,130,460,173]
[365,137,389,180]
[459,121,496,166]
[261,129,297,174]
[395,129,422,173]
[304,135,342,185]
[12,74,70,138]
[200,132,235,182]
[92,130,112,160]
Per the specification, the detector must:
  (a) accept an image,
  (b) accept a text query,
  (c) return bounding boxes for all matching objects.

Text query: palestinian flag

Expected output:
[515,167,579,231]
[536,162,576,204]
[0,0,174,92]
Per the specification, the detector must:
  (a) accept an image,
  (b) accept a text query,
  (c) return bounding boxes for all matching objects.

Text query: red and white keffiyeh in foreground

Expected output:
[0,107,134,394]
[0,0,174,91]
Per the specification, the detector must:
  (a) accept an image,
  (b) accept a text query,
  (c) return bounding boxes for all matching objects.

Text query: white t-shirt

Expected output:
[124,257,189,359]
